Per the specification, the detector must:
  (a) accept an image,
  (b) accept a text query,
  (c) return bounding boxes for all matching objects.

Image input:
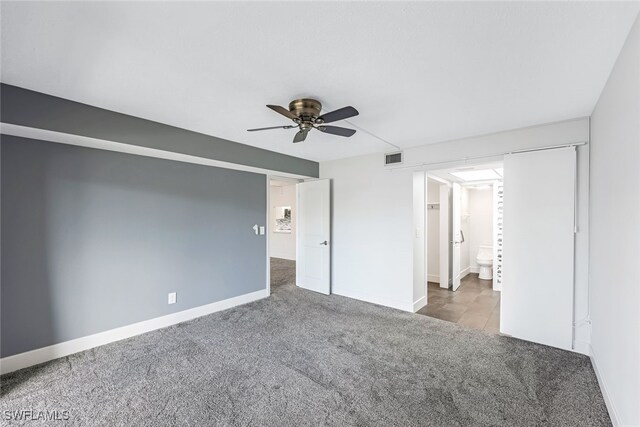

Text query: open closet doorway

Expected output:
[268,178,300,294]
[417,162,503,333]
[413,146,580,351]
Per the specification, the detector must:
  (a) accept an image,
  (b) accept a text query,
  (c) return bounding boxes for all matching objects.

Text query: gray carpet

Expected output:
[1,257,610,426]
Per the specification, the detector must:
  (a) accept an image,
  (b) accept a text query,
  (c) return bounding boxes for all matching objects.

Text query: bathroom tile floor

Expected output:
[417,274,501,333]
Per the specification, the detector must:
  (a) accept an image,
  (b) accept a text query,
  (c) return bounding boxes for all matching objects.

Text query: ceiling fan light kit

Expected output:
[247,98,359,143]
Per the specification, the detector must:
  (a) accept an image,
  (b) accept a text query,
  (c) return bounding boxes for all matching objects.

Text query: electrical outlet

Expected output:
[168,292,177,304]
[259,226,265,235]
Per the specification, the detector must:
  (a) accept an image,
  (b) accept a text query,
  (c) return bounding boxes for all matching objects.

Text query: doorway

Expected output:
[268,177,332,296]
[269,178,299,293]
[418,163,503,333]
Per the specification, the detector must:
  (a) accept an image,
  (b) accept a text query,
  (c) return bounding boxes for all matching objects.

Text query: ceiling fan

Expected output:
[247,98,359,143]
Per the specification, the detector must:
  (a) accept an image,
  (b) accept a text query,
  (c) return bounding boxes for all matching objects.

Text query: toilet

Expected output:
[476,245,493,280]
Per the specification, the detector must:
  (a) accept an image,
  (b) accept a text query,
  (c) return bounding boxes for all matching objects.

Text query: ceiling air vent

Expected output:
[384,151,403,166]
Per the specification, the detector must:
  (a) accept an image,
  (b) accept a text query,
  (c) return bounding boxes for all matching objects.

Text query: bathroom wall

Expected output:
[467,187,494,273]
[269,183,297,260]
[426,180,440,282]
[459,187,470,276]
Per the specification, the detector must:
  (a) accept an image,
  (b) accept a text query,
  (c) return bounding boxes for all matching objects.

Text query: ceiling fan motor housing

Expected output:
[289,98,323,123]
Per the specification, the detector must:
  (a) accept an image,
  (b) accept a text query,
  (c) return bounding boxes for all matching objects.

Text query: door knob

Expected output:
[320,241,328,245]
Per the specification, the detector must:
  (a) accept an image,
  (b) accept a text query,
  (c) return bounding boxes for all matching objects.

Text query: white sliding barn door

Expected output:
[501,147,576,350]
[296,179,331,295]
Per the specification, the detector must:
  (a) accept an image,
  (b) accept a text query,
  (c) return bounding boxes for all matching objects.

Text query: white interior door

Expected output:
[439,184,450,289]
[296,179,331,295]
[451,182,462,291]
[501,147,575,350]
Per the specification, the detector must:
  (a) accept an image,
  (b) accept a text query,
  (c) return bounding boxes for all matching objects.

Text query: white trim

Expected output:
[470,266,480,274]
[427,274,440,283]
[460,266,471,279]
[413,296,427,312]
[438,183,450,289]
[266,177,272,297]
[590,345,620,426]
[0,289,268,375]
[572,340,590,356]
[0,123,311,180]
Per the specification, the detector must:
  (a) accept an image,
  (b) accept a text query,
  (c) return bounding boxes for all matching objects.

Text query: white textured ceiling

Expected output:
[1,2,638,162]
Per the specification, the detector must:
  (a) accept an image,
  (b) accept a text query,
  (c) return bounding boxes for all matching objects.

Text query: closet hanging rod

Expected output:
[386,141,587,171]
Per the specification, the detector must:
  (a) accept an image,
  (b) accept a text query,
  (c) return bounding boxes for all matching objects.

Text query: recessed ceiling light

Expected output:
[450,169,501,181]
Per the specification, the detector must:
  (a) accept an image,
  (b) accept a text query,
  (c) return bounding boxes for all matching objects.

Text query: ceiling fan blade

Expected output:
[267,105,298,120]
[317,125,356,137]
[293,130,308,143]
[317,106,359,124]
[247,125,294,132]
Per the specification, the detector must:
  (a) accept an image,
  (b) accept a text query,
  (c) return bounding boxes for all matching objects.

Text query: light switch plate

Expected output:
[259,226,265,235]
[168,292,177,304]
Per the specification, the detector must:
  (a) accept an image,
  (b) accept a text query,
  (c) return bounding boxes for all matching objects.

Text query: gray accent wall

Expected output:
[1,135,267,357]
[1,84,319,178]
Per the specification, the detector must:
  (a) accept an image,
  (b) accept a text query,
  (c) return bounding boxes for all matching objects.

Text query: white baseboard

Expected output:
[413,296,427,312]
[0,289,268,375]
[460,267,471,278]
[270,255,296,261]
[590,345,620,426]
[427,274,440,283]
[572,340,591,356]
[470,266,480,274]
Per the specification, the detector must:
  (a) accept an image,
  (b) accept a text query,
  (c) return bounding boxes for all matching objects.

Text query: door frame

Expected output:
[266,175,303,296]
[424,167,497,302]
[439,182,451,289]
[451,182,463,291]
[424,174,452,290]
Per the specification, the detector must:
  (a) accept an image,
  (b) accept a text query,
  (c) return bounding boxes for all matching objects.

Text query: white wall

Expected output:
[322,155,415,312]
[269,183,296,260]
[427,180,440,282]
[589,14,640,427]
[320,118,589,344]
[468,187,494,273]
